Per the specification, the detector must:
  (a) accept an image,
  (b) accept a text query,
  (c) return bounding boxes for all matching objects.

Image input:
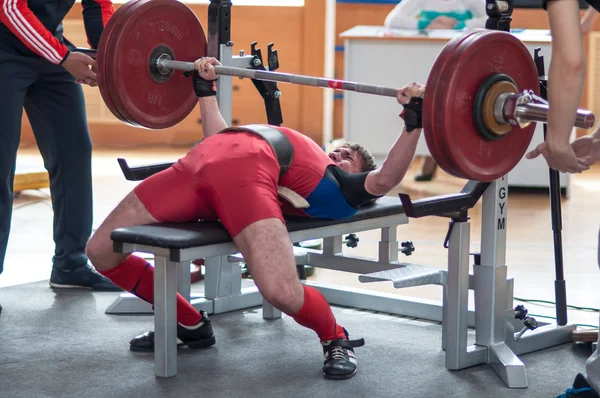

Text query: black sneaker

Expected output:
[130,310,216,352]
[0,302,2,314]
[321,328,365,380]
[556,374,600,398]
[49,264,121,291]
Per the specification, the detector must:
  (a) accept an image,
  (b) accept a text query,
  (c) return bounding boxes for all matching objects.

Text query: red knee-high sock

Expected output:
[100,255,201,326]
[292,285,346,341]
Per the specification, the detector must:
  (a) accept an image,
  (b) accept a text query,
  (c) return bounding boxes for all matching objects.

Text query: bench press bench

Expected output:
[110,175,575,389]
[111,195,413,378]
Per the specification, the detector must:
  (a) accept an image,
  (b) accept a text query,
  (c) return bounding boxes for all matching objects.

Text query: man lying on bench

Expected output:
[85,56,425,380]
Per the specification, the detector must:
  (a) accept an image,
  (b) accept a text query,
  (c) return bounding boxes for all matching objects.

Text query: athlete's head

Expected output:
[328,143,377,174]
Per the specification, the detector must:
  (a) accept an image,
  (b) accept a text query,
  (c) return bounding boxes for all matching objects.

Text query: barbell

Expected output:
[94,0,595,182]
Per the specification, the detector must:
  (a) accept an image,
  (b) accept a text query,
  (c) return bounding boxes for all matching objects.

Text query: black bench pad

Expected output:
[111,196,404,250]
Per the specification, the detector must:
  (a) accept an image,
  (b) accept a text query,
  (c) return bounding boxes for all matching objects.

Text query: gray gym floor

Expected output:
[0,280,591,398]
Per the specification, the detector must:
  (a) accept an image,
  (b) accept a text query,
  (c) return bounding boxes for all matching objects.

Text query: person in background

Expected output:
[385,0,487,31]
[0,0,121,301]
[385,0,487,181]
[526,3,600,396]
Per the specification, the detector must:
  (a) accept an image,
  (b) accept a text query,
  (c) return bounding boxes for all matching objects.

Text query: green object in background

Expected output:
[298,240,321,278]
[418,10,473,30]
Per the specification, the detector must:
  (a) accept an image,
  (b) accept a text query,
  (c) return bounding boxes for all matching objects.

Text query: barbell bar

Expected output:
[155,58,594,130]
[157,59,400,98]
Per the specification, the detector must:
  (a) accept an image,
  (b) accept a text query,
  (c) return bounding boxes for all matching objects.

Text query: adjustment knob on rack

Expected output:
[400,241,415,256]
[344,234,359,248]
[514,304,528,320]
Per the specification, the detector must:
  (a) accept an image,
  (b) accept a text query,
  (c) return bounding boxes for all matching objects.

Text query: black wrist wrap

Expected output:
[185,70,217,97]
[400,97,423,132]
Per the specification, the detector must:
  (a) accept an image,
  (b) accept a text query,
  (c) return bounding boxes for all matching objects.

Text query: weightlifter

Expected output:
[0,0,120,301]
[84,57,425,380]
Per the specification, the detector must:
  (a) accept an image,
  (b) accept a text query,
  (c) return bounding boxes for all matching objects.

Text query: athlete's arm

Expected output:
[364,83,424,196]
[364,127,421,196]
[194,57,228,138]
[199,96,228,138]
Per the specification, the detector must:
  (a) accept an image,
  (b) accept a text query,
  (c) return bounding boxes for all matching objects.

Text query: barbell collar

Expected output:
[493,92,513,126]
[158,59,195,72]
[495,0,510,13]
[514,103,595,130]
[496,91,595,129]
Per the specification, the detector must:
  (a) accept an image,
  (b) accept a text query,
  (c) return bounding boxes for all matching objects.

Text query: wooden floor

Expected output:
[5,146,600,329]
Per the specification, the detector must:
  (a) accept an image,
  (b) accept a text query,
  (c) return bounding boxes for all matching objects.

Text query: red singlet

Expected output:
[134,126,334,238]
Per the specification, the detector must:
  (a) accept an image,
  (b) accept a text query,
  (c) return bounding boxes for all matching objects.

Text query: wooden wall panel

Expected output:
[297,0,327,141]
[335,3,395,48]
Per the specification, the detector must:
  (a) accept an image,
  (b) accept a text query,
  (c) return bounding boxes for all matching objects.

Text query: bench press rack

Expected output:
[109,175,575,387]
[104,0,575,388]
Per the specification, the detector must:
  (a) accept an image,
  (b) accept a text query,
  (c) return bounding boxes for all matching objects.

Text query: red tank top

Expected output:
[272,126,335,216]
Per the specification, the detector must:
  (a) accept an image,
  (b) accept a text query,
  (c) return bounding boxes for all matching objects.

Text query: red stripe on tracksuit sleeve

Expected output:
[0,0,68,64]
[98,0,114,26]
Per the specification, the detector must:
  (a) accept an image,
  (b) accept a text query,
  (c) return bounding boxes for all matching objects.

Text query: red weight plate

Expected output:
[109,0,207,129]
[97,2,128,124]
[430,32,485,181]
[423,30,480,179]
[432,30,539,182]
[423,43,455,177]
[97,0,143,125]
[104,0,151,128]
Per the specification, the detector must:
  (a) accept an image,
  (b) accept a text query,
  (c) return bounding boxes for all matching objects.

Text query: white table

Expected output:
[340,26,571,193]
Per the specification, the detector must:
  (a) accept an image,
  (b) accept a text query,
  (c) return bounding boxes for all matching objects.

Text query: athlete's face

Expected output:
[328,147,362,174]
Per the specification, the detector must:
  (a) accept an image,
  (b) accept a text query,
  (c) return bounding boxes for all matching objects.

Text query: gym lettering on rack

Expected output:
[498,179,507,231]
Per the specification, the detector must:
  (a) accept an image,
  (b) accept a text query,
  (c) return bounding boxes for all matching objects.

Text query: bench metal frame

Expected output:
[111,178,574,387]
[432,177,574,388]
[105,0,573,386]
[113,203,408,377]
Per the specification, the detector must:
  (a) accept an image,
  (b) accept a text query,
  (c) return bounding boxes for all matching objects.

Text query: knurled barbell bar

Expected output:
[94,0,595,182]
[155,58,593,132]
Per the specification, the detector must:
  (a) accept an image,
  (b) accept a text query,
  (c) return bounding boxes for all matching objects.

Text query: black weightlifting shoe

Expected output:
[321,328,365,380]
[130,310,216,352]
[556,374,600,398]
[49,264,121,291]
